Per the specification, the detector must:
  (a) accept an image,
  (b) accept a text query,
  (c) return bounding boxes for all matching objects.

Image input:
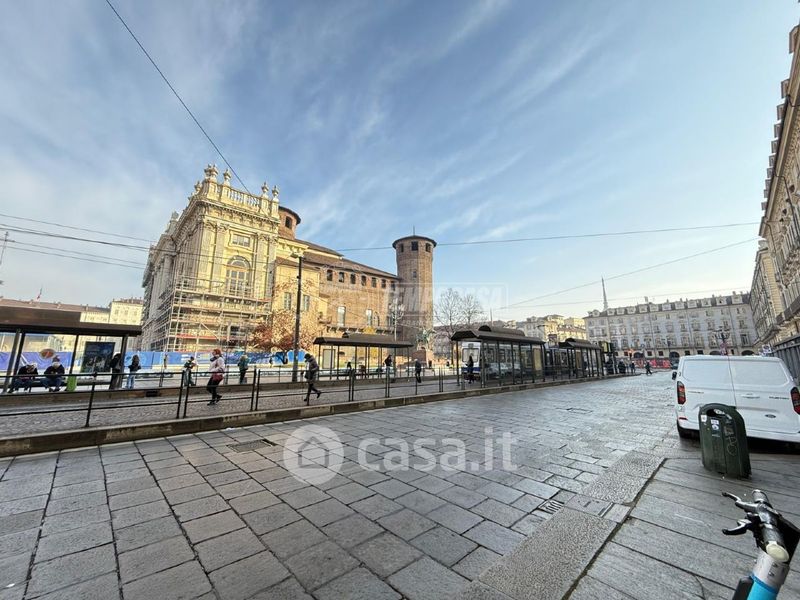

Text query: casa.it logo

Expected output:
[283,425,343,484]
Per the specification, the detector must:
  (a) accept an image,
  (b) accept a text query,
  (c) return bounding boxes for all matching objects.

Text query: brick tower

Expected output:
[393,235,436,351]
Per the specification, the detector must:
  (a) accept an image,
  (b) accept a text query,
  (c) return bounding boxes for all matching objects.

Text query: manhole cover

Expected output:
[539,499,564,515]
[227,439,276,453]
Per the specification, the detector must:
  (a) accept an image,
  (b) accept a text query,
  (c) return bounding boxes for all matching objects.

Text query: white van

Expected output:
[675,355,800,443]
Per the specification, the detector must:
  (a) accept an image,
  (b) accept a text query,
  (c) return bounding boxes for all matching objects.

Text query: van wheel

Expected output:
[676,421,694,439]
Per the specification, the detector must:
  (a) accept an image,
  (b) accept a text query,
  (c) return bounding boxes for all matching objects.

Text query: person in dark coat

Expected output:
[44,358,65,392]
[467,355,475,384]
[183,356,197,386]
[109,353,123,389]
[126,355,141,389]
[414,358,422,384]
[304,354,321,404]
[11,363,38,392]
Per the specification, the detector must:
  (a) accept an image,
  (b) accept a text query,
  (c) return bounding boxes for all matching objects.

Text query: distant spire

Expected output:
[413,225,416,236]
[601,278,608,311]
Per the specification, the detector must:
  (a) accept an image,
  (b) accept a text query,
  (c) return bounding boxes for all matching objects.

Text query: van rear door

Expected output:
[730,359,797,435]
[680,358,735,423]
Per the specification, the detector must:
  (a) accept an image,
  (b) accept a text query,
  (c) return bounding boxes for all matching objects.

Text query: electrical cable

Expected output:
[5,239,146,266]
[337,222,760,251]
[0,217,763,263]
[5,246,144,269]
[497,238,758,310]
[103,0,252,195]
[0,224,149,251]
[0,212,154,243]
[507,285,751,308]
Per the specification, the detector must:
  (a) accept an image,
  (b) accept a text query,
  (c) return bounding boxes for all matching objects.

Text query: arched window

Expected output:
[226,256,250,296]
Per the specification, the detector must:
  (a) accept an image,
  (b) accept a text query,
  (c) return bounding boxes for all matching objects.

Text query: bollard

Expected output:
[348,371,355,402]
[249,368,257,412]
[254,370,262,411]
[182,373,191,419]
[176,370,185,420]
[84,378,97,428]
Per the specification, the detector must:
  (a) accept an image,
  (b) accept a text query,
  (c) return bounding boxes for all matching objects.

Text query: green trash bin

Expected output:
[698,403,750,478]
[66,375,77,392]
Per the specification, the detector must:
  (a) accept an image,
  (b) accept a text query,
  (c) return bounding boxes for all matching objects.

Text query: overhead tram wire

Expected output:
[0,219,764,286]
[103,0,252,196]
[0,217,763,264]
[5,239,146,266]
[336,222,760,252]
[5,246,145,270]
[508,285,752,309]
[0,225,150,251]
[0,212,154,243]
[496,237,759,311]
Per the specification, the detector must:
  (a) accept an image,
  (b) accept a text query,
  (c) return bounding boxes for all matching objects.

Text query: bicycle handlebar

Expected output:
[722,489,799,564]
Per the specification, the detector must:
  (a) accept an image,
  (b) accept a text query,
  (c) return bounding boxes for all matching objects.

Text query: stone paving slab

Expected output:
[568,450,800,599]
[476,508,616,600]
[0,374,713,599]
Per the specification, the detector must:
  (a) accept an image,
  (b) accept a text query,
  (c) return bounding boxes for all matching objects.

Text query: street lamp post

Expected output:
[291,254,303,383]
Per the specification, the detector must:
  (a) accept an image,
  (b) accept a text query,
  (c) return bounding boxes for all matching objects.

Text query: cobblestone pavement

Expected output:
[0,377,455,437]
[0,373,680,599]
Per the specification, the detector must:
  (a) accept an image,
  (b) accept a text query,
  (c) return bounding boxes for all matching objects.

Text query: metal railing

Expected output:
[0,363,613,436]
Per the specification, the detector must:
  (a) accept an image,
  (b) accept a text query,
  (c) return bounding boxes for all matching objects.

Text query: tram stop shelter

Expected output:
[450,325,546,385]
[1,305,142,392]
[558,337,605,378]
[312,332,414,379]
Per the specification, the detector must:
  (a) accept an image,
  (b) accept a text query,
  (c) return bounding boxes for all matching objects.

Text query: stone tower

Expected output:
[392,235,436,349]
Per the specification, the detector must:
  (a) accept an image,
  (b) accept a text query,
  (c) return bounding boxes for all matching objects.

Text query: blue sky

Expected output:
[0,1,796,320]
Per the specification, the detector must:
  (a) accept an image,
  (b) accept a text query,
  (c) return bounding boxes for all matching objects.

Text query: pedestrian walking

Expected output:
[414,358,422,384]
[345,361,354,378]
[109,353,123,389]
[467,354,475,384]
[629,361,636,375]
[237,353,249,384]
[126,355,141,389]
[44,357,65,392]
[183,356,197,386]
[384,354,395,383]
[206,348,225,405]
[645,360,652,375]
[304,353,321,404]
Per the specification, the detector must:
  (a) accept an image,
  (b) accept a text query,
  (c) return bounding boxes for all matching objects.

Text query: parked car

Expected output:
[674,355,800,443]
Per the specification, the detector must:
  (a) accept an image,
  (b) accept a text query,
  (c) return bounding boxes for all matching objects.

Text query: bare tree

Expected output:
[389,297,405,340]
[460,293,484,328]
[434,288,463,337]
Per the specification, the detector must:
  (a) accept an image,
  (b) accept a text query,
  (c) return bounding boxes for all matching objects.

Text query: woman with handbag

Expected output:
[206,348,225,405]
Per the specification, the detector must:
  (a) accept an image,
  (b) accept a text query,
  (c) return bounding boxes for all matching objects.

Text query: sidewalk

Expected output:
[568,447,800,600]
[464,436,800,600]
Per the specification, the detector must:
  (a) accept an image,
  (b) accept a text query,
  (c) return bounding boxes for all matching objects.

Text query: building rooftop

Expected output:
[587,292,751,317]
[0,298,108,313]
